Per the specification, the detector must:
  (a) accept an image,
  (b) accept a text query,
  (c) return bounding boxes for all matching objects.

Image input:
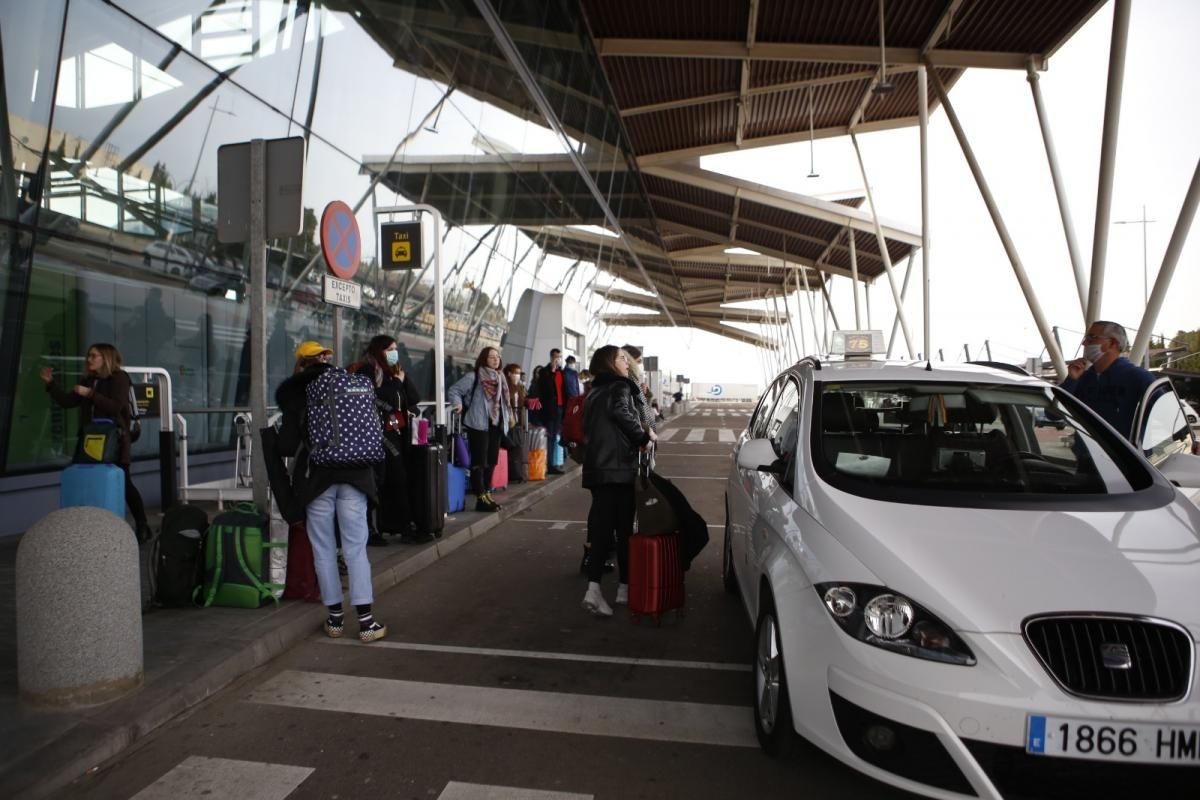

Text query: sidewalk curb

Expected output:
[6,467,582,800]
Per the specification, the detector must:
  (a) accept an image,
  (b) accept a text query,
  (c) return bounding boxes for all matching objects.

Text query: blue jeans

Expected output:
[307,483,373,607]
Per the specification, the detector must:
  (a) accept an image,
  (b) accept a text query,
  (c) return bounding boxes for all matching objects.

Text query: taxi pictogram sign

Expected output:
[320,200,361,280]
[381,221,422,271]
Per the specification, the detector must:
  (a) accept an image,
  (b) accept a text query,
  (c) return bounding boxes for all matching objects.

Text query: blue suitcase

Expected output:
[61,463,125,519]
[550,439,565,469]
[447,464,468,513]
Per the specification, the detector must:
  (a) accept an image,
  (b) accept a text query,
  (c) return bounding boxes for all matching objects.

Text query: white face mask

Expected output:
[1083,343,1105,362]
[385,349,399,366]
[553,357,562,369]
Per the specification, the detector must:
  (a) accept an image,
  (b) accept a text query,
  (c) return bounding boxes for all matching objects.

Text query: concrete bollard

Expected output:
[17,506,144,709]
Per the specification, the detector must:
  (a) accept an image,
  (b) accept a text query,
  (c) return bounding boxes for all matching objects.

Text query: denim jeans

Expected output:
[307,483,373,607]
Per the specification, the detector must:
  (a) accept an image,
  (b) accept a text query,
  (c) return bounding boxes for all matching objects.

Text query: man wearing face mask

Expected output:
[1060,320,1155,440]
[534,347,569,475]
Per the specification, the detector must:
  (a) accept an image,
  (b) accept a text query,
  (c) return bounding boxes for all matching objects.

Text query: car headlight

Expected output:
[816,583,976,666]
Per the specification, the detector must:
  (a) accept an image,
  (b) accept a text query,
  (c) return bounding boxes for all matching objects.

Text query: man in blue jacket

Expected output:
[1060,320,1155,440]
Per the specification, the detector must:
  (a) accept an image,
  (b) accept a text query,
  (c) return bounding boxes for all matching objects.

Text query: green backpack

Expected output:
[194,502,285,609]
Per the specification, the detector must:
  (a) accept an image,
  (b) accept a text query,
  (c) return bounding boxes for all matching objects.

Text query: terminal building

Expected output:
[2,0,1195,536]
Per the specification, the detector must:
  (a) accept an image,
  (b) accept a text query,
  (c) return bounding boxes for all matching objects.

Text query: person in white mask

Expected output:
[1060,320,1154,440]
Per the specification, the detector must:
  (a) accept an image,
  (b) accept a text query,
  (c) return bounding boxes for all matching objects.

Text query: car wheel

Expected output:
[722,498,737,595]
[753,598,794,755]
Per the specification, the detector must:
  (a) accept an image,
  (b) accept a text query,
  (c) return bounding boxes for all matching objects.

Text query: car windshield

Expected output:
[813,381,1154,497]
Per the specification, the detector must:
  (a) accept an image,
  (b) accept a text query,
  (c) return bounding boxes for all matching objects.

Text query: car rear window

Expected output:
[812,382,1156,500]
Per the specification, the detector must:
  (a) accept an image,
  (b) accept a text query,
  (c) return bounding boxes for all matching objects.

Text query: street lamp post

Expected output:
[1114,205,1156,366]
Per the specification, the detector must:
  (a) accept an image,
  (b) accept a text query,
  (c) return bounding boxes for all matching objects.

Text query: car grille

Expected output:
[1023,615,1193,702]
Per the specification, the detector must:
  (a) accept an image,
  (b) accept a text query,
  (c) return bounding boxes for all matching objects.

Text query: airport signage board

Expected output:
[381,221,422,270]
[322,274,362,310]
[216,137,304,243]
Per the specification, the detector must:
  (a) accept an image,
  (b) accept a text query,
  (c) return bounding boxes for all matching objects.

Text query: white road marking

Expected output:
[652,453,729,458]
[685,429,707,442]
[131,756,313,800]
[321,639,750,672]
[655,428,680,441]
[718,429,736,442]
[438,782,592,800]
[248,671,757,748]
[512,518,584,526]
[549,521,571,530]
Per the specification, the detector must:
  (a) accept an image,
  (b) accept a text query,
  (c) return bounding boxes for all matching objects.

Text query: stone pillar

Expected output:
[17,507,143,708]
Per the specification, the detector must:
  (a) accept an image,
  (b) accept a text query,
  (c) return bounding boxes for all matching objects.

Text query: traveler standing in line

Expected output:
[534,347,571,475]
[42,342,152,542]
[580,345,656,617]
[503,362,528,484]
[276,341,387,643]
[448,346,512,512]
[355,335,420,544]
[1060,320,1156,440]
[621,344,656,433]
[563,355,582,398]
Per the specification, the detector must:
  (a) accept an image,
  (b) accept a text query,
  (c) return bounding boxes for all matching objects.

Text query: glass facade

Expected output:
[0,0,649,487]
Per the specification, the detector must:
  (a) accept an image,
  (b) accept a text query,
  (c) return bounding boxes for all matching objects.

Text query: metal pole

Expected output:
[800,267,821,355]
[918,64,931,358]
[851,132,916,356]
[984,340,993,360]
[865,282,872,328]
[938,348,944,361]
[1086,0,1132,325]
[794,270,808,356]
[848,232,862,328]
[1053,326,1064,358]
[927,67,1067,379]
[1027,63,1087,320]
[819,276,841,330]
[248,139,269,511]
[963,344,971,361]
[886,254,914,358]
[1131,158,1200,364]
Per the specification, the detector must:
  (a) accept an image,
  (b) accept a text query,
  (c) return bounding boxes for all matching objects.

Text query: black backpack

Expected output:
[153,504,209,607]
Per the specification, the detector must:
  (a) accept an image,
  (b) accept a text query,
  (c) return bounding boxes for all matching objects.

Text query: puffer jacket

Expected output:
[581,373,651,488]
[276,363,376,509]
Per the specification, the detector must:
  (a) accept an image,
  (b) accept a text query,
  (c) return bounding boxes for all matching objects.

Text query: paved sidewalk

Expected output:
[0,464,584,800]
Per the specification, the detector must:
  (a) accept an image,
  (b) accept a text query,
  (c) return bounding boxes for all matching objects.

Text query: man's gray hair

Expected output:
[1093,320,1128,351]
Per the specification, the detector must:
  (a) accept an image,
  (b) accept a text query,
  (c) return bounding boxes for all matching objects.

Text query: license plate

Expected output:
[1027,714,1200,765]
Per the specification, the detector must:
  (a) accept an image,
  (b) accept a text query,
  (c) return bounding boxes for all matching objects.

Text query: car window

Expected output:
[748,380,780,440]
[766,379,799,457]
[812,381,1156,501]
[1138,383,1191,464]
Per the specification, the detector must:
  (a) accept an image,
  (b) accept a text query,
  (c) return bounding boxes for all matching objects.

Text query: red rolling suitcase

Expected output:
[627,533,685,624]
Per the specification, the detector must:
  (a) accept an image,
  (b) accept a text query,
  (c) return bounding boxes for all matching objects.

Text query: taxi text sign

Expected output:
[322,275,362,310]
[381,221,422,270]
[320,200,362,280]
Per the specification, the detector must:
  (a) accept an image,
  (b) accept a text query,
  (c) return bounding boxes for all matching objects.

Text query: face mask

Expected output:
[553,357,562,369]
[1083,344,1104,363]
[385,349,399,366]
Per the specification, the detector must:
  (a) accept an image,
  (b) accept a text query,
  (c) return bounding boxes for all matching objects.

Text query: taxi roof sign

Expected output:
[830,330,885,358]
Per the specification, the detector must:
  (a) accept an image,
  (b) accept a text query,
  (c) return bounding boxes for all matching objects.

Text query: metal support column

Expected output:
[851,132,916,356]
[1086,0,1131,324]
[794,270,808,357]
[887,254,914,358]
[1131,158,1200,364]
[800,267,821,355]
[928,67,1067,379]
[1028,63,1087,320]
[819,276,841,331]
[248,139,269,511]
[918,64,932,358]
[848,233,862,328]
[865,283,872,328]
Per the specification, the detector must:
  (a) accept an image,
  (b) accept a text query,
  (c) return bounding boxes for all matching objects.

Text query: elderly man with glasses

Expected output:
[1060,320,1155,440]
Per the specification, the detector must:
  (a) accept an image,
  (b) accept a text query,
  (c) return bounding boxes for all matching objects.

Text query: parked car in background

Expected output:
[725,350,1200,800]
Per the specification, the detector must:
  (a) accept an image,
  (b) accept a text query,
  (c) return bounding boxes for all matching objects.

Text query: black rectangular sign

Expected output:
[133,383,160,416]
[381,221,422,270]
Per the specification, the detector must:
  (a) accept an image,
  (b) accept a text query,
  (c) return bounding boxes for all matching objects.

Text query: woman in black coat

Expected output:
[580,345,656,617]
[355,335,421,544]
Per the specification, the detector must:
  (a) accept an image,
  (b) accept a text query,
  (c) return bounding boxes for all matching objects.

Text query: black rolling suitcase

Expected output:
[408,442,448,536]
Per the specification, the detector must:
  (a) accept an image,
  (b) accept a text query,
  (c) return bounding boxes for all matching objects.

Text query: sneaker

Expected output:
[359,620,388,643]
[615,584,628,605]
[582,583,613,618]
[484,493,503,511]
[324,617,344,638]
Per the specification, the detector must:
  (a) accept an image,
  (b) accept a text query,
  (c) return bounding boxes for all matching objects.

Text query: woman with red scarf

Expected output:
[448,346,513,512]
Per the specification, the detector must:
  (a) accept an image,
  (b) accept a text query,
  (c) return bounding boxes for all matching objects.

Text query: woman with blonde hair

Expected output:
[42,342,151,541]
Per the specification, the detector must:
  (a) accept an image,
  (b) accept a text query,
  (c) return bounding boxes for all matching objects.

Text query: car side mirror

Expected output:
[1156,451,1200,490]
[738,438,780,473]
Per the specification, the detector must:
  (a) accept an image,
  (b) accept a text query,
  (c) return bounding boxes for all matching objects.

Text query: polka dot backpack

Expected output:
[305,368,385,467]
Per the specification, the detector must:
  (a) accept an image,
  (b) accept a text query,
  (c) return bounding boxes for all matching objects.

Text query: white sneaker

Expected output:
[582,582,613,617]
[615,584,628,605]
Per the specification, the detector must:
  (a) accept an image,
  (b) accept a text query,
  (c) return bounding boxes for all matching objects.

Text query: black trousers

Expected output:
[586,483,634,584]
[118,463,148,532]
[467,423,501,495]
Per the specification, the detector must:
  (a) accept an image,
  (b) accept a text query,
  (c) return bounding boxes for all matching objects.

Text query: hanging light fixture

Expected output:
[873,0,895,95]
[807,85,819,178]
[425,96,446,133]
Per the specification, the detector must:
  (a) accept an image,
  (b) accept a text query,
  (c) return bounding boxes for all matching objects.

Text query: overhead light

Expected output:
[873,0,895,95]
[425,97,445,133]
[807,86,819,178]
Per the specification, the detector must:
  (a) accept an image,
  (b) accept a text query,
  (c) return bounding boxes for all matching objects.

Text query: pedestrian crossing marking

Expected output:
[685,429,707,442]
[247,671,758,748]
[655,428,680,441]
[718,429,736,442]
[438,782,592,800]
[131,756,313,800]
[321,639,751,672]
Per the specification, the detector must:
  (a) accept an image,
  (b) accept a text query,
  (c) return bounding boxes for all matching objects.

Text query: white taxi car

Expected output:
[724,334,1200,799]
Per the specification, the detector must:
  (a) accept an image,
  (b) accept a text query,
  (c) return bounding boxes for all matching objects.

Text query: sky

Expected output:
[604,0,1200,391]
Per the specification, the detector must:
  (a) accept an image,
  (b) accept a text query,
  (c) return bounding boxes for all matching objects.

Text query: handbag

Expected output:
[74,417,121,463]
[634,448,678,536]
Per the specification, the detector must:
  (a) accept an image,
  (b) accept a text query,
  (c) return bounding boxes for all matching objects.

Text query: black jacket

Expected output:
[275,363,376,510]
[581,373,650,488]
[534,363,564,410]
[47,369,135,465]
